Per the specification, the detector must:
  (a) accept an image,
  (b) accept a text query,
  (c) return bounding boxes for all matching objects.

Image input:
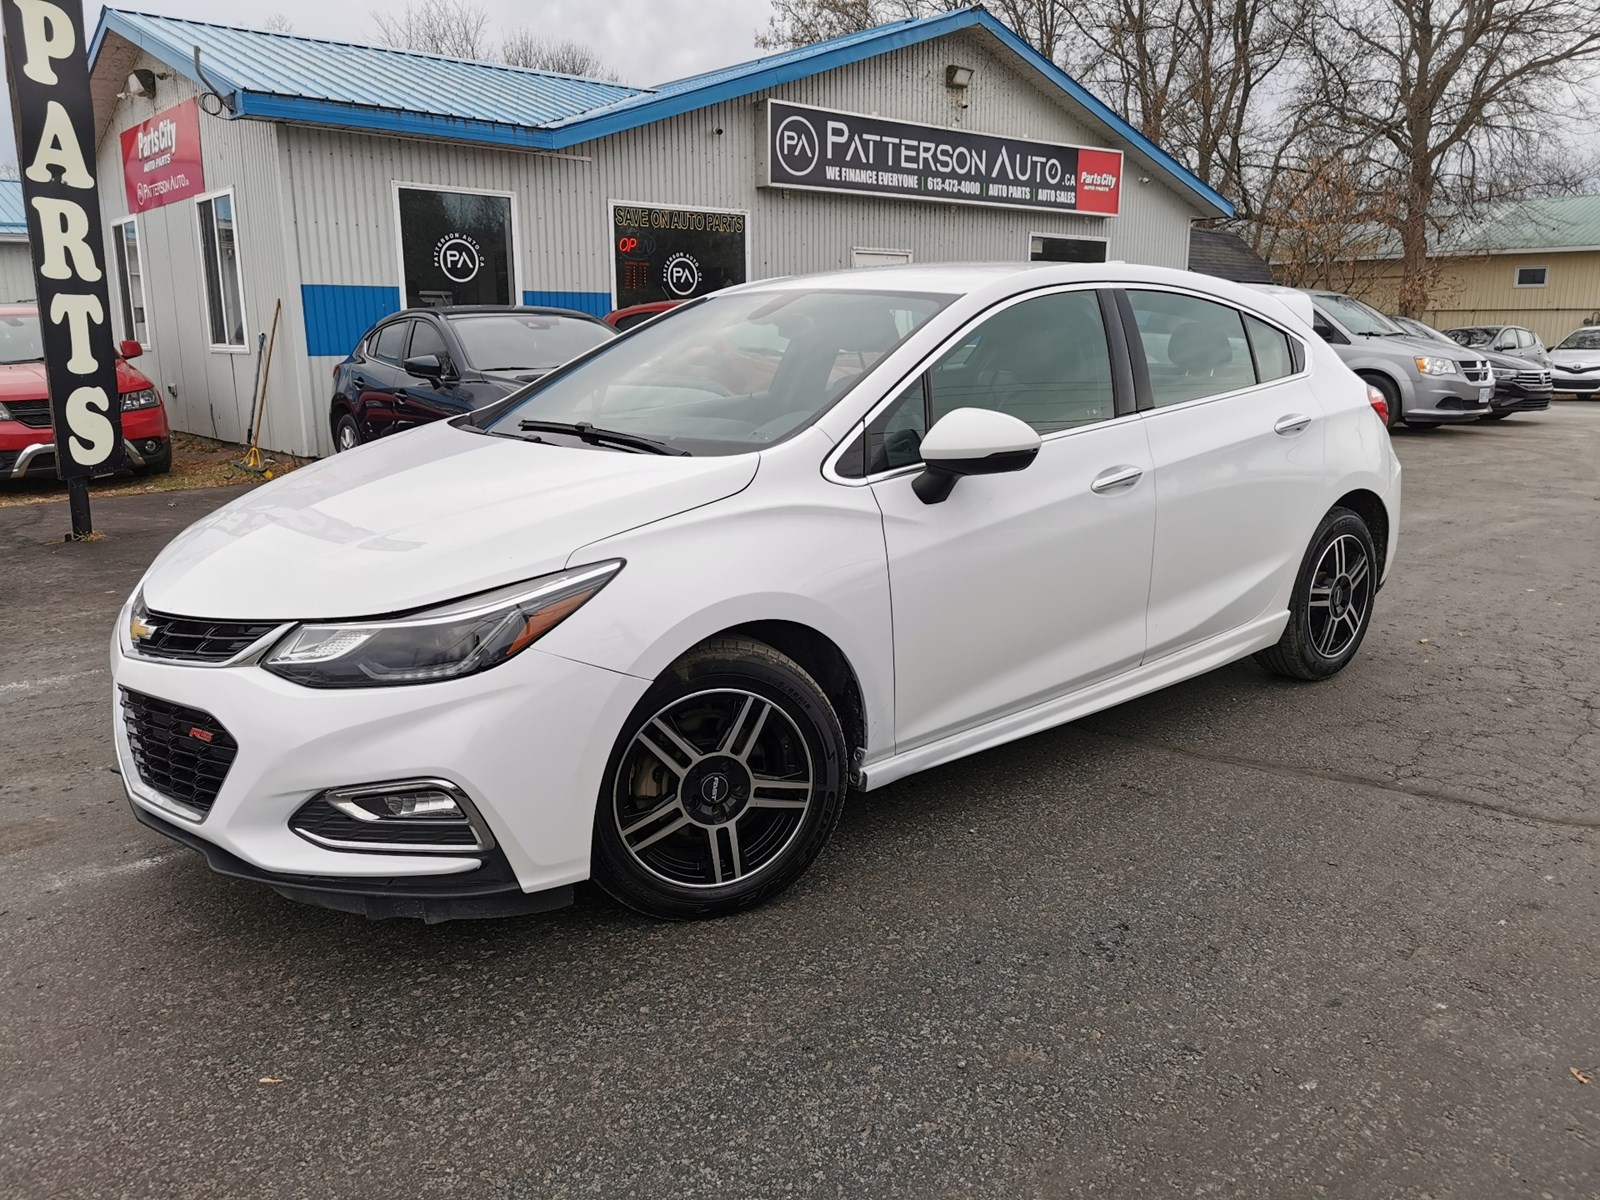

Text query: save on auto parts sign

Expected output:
[612,202,749,309]
[119,98,204,213]
[761,100,1123,217]
[2,0,124,477]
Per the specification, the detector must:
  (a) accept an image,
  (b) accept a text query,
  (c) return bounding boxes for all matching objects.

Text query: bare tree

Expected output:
[500,30,617,79]
[373,0,492,59]
[1300,0,1600,315]
[260,14,295,33]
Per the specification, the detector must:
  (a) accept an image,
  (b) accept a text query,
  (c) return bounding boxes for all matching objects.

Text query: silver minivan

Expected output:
[1255,287,1492,428]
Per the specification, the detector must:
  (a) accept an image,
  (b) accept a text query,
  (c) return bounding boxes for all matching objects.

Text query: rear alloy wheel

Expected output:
[334,412,362,452]
[1255,507,1377,681]
[593,638,848,919]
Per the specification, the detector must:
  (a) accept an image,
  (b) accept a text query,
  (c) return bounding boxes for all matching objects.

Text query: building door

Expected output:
[1030,235,1108,263]
[851,247,912,269]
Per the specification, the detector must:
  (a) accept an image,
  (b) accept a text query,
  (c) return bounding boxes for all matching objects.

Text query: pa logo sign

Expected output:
[434,234,482,284]
[663,253,701,297]
[774,113,820,177]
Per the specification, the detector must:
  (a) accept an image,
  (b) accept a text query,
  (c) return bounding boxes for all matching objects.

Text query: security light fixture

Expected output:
[946,65,974,89]
[126,68,158,98]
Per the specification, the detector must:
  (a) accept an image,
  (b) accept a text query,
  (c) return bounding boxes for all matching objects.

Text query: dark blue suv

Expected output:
[329,306,615,452]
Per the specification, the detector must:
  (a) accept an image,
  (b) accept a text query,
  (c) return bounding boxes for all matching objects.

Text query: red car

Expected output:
[603,300,681,331]
[0,303,170,479]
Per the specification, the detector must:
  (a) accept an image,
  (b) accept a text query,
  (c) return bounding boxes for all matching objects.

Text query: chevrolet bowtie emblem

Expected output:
[129,614,157,643]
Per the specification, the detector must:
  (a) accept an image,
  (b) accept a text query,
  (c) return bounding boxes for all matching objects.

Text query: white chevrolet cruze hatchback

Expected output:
[113,264,1401,921]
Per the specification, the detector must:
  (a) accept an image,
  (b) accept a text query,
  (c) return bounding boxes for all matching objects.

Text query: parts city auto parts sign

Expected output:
[612,203,748,309]
[762,100,1122,217]
[2,0,123,477]
[120,98,204,213]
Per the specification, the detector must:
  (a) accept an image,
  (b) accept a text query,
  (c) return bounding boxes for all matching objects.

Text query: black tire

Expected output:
[1363,373,1401,428]
[592,637,849,920]
[1255,507,1378,681]
[136,440,172,475]
[333,411,362,453]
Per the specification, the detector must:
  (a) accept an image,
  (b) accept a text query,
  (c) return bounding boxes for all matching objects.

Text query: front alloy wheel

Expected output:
[1256,507,1377,680]
[593,639,848,919]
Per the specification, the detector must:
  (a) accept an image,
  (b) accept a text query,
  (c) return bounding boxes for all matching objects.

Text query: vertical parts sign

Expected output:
[121,98,204,213]
[3,0,123,477]
[612,203,748,309]
[763,101,1123,217]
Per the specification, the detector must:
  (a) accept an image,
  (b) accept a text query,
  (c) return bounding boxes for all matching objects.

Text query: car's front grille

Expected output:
[1514,369,1552,389]
[5,399,52,428]
[121,688,238,817]
[1461,360,1490,383]
[135,611,284,663]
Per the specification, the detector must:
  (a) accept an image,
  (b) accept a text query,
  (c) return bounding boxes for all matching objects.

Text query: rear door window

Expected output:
[372,320,411,364]
[1127,291,1257,406]
[1244,314,1297,382]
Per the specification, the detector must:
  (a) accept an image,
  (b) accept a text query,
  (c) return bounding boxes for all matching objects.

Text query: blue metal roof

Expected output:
[90,5,1232,218]
[0,179,25,235]
[91,10,643,134]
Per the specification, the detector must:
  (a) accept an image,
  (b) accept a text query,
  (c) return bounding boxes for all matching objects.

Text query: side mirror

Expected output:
[912,407,1040,504]
[403,353,445,383]
[118,339,142,360]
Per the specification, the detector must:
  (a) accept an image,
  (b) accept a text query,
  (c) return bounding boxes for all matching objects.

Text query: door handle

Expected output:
[1089,465,1144,494]
[1274,414,1312,436]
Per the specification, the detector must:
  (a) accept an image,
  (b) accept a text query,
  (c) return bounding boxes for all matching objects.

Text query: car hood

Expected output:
[1380,334,1484,362]
[0,358,152,400]
[140,420,759,620]
[1550,348,1600,369]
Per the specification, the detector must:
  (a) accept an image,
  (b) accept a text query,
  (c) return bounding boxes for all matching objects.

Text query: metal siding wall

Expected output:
[95,57,313,455]
[0,241,34,301]
[1352,252,1600,346]
[274,28,1208,452]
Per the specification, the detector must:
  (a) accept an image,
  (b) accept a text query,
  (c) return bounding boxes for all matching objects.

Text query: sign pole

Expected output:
[3,0,126,542]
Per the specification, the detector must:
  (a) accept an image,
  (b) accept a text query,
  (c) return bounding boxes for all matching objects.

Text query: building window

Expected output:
[1030,235,1108,263]
[1514,266,1548,288]
[396,184,515,308]
[111,217,149,348]
[197,191,246,348]
[851,247,913,268]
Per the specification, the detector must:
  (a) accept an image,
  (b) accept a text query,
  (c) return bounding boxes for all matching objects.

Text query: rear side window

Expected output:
[1244,314,1296,382]
[372,320,410,363]
[1127,291,1256,406]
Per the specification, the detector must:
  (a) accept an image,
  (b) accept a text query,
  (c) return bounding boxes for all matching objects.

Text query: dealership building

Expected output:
[85,5,1232,457]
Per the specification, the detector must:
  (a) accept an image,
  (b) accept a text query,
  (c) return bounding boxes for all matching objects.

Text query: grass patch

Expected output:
[0,433,313,508]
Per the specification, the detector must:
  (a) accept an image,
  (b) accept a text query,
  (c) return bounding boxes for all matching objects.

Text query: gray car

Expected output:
[1254,287,1492,429]
[1396,317,1551,420]
[1548,327,1600,396]
[1443,324,1551,368]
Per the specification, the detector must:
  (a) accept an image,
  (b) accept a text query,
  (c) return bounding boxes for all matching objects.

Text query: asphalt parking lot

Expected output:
[3,407,1598,1199]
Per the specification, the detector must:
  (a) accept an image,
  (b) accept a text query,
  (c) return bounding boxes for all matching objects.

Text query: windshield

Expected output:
[1446,327,1494,347]
[483,288,953,455]
[1397,317,1454,346]
[0,312,43,364]
[1556,329,1600,351]
[448,313,614,371]
[1316,293,1405,337]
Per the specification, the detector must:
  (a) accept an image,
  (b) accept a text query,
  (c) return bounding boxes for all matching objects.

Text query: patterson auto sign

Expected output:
[761,100,1123,217]
[120,98,204,213]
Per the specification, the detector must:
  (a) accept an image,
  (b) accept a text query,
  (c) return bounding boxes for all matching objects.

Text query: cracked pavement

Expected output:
[2,407,1597,1198]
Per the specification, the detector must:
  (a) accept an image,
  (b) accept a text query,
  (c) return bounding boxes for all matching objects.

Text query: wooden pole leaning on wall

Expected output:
[241,299,282,472]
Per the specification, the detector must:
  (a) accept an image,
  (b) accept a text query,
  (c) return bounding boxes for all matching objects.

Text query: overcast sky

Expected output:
[2,0,776,163]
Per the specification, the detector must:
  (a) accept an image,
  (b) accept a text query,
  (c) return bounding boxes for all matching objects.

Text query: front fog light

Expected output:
[290,780,495,853]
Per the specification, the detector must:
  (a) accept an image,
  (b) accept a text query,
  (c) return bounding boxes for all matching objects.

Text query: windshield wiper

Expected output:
[516,419,689,456]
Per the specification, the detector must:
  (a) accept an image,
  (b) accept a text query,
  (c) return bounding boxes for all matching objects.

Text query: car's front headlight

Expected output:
[1492,365,1517,381]
[1414,357,1460,376]
[121,388,160,410]
[261,561,622,688]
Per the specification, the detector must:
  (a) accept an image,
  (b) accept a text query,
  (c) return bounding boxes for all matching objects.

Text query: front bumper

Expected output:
[1490,383,1552,412]
[111,607,652,908]
[1551,372,1600,395]
[1,435,168,479]
[1406,377,1493,424]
